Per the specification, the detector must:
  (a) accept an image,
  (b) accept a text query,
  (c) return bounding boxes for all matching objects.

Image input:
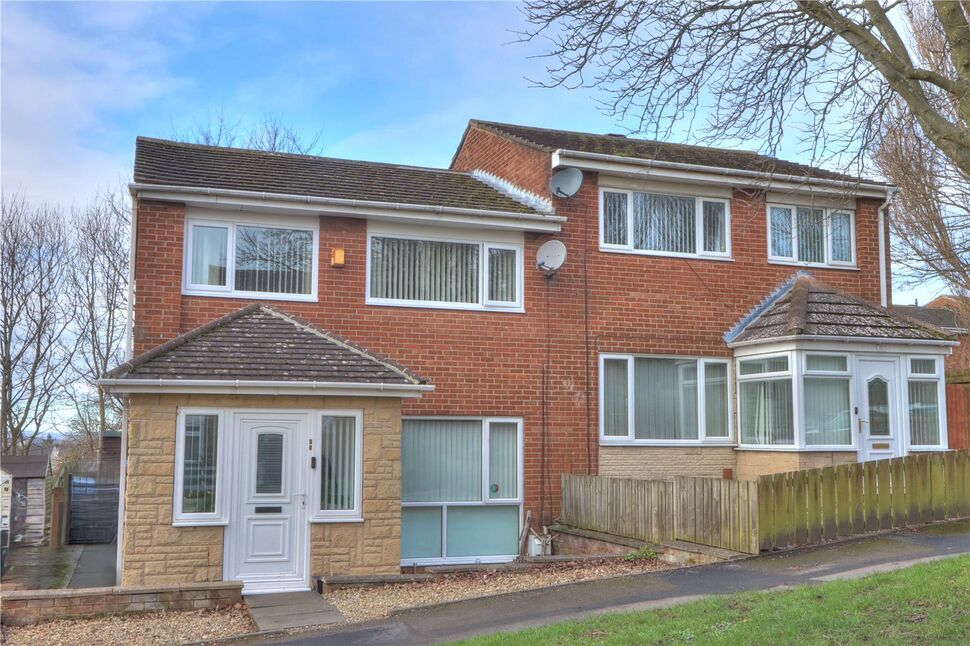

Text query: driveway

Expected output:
[246,522,970,646]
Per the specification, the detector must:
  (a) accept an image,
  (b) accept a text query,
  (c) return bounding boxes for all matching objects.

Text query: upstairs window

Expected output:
[768,204,855,267]
[184,218,317,300]
[601,189,730,259]
[367,232,522,311]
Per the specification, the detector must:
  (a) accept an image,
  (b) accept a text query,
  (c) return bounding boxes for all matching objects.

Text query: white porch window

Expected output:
[908,358,943,448]
[400,418,522,564]
[174,409,226,525]
[738,356,794,446]
[600,355,731,444]
[803,354,852,446]
[183,217,318,300]
[767,204,856,267]
[599,189,730,259]
[367,232,523,311]
[311,413,363,521]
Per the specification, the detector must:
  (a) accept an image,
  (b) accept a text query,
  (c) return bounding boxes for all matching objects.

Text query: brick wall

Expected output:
[123,394,401,586]
[132,124,886,525]
[0,582,242,626]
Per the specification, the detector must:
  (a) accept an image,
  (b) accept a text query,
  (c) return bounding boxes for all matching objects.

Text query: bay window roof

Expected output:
[726,274,954,345]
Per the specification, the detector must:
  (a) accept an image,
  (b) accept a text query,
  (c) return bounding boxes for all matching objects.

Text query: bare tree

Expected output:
[170,108,323,154]
[520,1,970,176]
[1,194,76,455]
[67,187,131,453]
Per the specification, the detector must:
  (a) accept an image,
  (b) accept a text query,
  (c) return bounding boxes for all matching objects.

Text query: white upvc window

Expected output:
[366,230,524,312]
[767,204,856,268]
[183,216,319,301]
[737,354,796,447]
[599,188,731,259]
[599,354,732,445]
[174,408,227,526]
[309,411,364,522]
[906,357,945,449]
[802,353,853,447]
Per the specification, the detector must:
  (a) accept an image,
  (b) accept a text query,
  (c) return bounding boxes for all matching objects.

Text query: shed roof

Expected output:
[1,453,51,479]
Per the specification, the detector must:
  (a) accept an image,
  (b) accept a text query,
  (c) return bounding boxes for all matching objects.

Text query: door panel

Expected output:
[227,414,308,593]
[857,360,902,462]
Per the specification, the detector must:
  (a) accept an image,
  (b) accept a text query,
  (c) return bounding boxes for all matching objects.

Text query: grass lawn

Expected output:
[455,555,970,646]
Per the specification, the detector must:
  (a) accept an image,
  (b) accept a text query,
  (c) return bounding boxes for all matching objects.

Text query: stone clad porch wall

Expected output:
[735,450,857,481]
[122,394,402,587]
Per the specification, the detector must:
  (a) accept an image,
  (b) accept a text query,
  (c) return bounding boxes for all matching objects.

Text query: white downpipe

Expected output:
[877,187,899,307]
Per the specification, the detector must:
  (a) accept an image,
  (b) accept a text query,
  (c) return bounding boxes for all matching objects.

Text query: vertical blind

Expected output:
[488,422,517,499]
[704,363,729,438]
[182,414,218,514]
[908,381,940,445]
[603,191,628,245]
[255,433,284,495]
[602,359,629,436]
[487,248,517,303]
[703,201,727,253]
[830,212,852,262]
[770,207,794,257]
[634,358,698,440]
[234,225,313,295]
[371,237,480,304]
[634,193,696,254]
[320,416,357,511]
[803,378,851,445]
[796,207,825,263]
[190,226,228,287]
[402,420,482,502]
[740,379,794,445]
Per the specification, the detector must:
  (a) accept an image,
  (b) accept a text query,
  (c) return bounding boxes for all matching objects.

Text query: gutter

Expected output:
[98,378,436,397]
[877,187,900,307]
[129,183,565,232]
[552,149,893,198]
[726,334,958,349]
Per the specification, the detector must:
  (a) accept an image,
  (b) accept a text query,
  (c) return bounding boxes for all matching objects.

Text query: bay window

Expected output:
[738,356,794,446]
[184,217,317,300]
[600,189,730,258]
[600,355,731,444]
[768,204,855,267]
[368,232,522,311]
[803,355,851,447]
[400,418,522,564]
[907,358,943,448]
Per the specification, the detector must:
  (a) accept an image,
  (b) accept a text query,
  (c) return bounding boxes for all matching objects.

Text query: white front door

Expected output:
[227,413,308,593]
[857,359,903,462]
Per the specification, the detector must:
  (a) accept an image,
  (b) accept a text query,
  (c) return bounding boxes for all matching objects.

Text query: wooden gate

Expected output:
[673,476,759,554]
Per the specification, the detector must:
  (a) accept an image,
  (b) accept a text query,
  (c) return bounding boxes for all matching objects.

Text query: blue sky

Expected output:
[0,1,939,304]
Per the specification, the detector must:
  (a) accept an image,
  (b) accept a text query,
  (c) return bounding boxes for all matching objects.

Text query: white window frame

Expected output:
[173,408,228,526]
[801,352,855,449]
[766,203,856,269]
[598,354,734,446]
[182,215,319,302]
[365,230,524,312]
[309,410,364,523]
[400,416,523,566]
[904,357,948,450]
[598,188,732,260]
[737,352,798,449]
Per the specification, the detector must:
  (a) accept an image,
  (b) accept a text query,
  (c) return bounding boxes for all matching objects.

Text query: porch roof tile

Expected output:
[106,304,427,385]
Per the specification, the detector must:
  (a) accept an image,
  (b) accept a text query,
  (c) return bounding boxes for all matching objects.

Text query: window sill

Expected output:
[908,446,949,452]
[172,519,228,527]
[735,445,856,452]
[767,260,859,271]
[599,247,734,262]
[365,298,524,314]
[600,439,735,447]
[183,289,318,303]
[309,517,364,524]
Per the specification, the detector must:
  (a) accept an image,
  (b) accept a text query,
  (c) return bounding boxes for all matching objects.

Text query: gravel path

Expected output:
[0,606,256,646]
[327,558,668,622]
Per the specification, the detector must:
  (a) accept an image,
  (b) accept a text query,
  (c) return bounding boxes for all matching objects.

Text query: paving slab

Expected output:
[245,591,344,632]
[68,542,117,588]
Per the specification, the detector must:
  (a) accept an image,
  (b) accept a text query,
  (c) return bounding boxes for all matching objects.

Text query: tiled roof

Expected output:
[891,305,965,332]
[729,275,952,344]
[134,137,543,215]
[106,304,427,385]
[470,120,882,184]
[1,454,51,479]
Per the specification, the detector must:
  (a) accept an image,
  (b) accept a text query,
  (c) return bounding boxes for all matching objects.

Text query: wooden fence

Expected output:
[674,476,759,554]
[561,451,970,556]
[758,451,970,550]
[560,474,673,544]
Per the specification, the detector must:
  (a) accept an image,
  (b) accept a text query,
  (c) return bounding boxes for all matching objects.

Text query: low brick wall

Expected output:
[0,581,242,626]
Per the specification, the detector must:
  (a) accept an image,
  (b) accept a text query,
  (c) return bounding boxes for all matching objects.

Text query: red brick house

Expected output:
[102,121,957,593]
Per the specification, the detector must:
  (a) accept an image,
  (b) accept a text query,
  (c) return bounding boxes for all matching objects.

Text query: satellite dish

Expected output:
[536,240,567,272]
[550,167,583,198]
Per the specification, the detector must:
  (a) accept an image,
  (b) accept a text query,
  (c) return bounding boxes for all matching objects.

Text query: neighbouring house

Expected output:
[101,120,958,594]
[894,296,970,448]
[0,453,52,546]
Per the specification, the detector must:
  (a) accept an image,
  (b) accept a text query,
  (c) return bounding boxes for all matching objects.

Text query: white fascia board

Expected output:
[552,150,893,199]
[131,184,564,233]
[99,378,434,398]
[729,335,957,354]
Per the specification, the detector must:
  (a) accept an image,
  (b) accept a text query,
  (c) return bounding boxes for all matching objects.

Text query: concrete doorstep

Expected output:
[244,591,344,632]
